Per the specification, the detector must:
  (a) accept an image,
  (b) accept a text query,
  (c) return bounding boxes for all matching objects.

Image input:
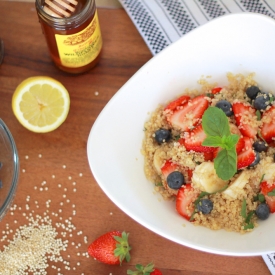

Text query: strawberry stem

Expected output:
[127,262,155,275]
[113,231,131,265]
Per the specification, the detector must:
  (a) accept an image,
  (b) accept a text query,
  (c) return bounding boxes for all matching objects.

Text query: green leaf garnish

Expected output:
[255,193,265,203]
[245,210,255,224]
[268,189,275,196]
[202,107,239,180]
[214,148,237,181]
[260,174,265,183]
[155,182,163,187]
[241,199,247,218]
[241,199,255,230]
[202,107,230,137]
[256,110,261,121]
[258,130,267,144]
[244,222,254,230]
[190,184,228,221]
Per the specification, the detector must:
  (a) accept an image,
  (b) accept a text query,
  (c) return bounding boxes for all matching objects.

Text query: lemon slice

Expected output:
[12,76,70,133]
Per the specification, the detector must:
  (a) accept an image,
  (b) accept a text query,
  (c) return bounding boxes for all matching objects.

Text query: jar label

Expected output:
[55,11,102,68]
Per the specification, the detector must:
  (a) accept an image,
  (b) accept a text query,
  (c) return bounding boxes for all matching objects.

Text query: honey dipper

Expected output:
[43,0,78,18]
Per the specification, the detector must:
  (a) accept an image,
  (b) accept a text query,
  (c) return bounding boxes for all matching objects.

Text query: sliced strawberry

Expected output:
[166,95,209,132]
[211,87,223,94]
[161,159,193,184]
[260,181,275,213]
[164,95,190,112]
[236,136,246,154]
[183,124,216,153]
[186,168,193,183]
[264,196,275,213]
[203,151,215,161]
[260,181,275,195]
[232,102,258,139]
[176,184,197,220]
[261,106,275,143]
[237,136,256,169]
[177,137,185,145]
[160,159,179,180]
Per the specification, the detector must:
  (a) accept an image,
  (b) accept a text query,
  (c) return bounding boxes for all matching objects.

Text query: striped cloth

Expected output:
[118,0,275,274]
[119,0,275,55]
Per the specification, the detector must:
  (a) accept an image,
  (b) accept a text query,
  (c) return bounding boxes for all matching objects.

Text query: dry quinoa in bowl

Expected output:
[142,73,275,234]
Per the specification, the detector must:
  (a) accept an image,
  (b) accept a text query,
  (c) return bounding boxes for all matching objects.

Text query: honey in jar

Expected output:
[35,0,102,74]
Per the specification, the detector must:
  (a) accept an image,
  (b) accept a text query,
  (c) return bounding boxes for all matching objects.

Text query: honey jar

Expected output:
[35,0,103,74]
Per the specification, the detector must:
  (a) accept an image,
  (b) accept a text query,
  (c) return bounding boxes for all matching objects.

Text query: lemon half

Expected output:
[12,76,70,133]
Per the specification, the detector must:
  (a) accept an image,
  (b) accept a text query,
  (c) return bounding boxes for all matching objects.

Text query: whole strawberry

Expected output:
[127,262,162,275]
[88,231,131,265]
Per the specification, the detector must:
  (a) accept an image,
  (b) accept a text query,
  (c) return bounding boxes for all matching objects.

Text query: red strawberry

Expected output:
[236,136,246,154]
[260,106,275,143]
[211,87,223,94]
[161,159,192,184]
[232,102,257,138]
[176,184,197,220]
[186,168,193,182]
[127,262,162,275]
[183,124,216,153]
[161,159,179,180]
[260,181,275,213]
[166,95,209,132]
[88,231,131,265]
[164,95,190,112]
[237,136,256,169]
[202,151,215,161]
[151,269,162,275]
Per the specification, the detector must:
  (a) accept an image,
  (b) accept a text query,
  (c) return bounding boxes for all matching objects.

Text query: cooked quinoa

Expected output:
[141,73,275,233]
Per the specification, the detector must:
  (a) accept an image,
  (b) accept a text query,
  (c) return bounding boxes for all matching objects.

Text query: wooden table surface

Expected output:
[0,2,272,274]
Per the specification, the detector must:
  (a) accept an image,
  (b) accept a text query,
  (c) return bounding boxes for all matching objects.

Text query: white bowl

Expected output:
[87,13,275,256]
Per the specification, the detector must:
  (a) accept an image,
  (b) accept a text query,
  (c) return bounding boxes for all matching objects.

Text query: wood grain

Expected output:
[0,2,271,274]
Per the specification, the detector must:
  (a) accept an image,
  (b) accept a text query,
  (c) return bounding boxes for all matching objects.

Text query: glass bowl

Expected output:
[0,119,19,220]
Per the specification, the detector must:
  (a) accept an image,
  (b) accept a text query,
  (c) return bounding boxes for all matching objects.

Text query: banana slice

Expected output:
[153,148,166,174]
[192,162,228,193]
[261,162,275,184]
[223,170,250,200]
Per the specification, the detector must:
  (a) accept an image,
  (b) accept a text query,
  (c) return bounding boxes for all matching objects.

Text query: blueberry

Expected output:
[167,171,185,189]
[255,203,270,220]
[253,140,268,152]
[196,198,213,214]
[249,151,260,168]
[215,100,233,116]
[154,128,171,144]
[246,86,260,100]
[254,93,270,111]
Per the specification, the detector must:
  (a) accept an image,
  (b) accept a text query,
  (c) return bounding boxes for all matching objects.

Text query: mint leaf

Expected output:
[214,148,237,180]
[268,189,275,196]
[245,211,255,224]
[202,136,224,147]
[222,134,239,150]
[244,223,254,230]
[202,107,230,137]
[241,199,247,218]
